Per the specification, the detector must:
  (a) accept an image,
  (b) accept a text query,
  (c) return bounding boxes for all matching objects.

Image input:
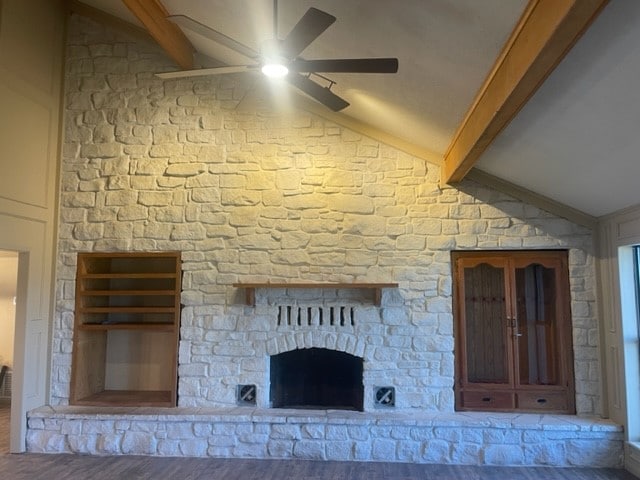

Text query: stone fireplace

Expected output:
[49,13,604,418]
[240,287,386,412]
[270,347,364,411]
[29,14,625,468]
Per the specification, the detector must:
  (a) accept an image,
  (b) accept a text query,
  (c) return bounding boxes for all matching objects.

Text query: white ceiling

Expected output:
[78,0,639,218]
[477,0,640,218]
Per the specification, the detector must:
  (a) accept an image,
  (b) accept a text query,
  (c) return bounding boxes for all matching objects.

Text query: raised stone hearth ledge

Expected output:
[27,407,623,467]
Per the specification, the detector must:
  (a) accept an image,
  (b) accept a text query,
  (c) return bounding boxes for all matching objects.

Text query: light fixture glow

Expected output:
[261,63,289,78]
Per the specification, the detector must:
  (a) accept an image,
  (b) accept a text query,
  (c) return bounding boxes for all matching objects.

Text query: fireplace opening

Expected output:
[270,348,364,411]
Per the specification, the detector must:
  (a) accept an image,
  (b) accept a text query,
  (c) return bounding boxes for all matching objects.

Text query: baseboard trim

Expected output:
[626,442,640,477]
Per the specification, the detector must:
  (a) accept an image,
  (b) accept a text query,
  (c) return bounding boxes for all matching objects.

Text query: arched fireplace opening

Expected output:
[270,348,364,411]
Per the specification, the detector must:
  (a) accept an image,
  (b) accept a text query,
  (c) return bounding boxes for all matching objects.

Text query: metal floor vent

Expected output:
[374,386,395,408]
[277,305,355,327]
[237,384,257,406]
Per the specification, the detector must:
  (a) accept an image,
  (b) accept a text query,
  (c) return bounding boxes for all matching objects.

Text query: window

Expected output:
[618,244,640,446]
[635,246,640,345]
[452,250,575,413]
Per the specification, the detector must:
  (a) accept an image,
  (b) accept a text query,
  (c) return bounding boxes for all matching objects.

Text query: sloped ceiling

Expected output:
[72,1,639,219]
[77,0,527,155]
[477,0,640,218]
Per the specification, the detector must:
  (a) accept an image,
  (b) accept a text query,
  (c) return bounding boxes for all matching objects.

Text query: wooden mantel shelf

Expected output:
[232,283,399,307]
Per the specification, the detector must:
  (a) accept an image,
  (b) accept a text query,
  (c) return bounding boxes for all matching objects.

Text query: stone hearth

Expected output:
[27,406,623,467]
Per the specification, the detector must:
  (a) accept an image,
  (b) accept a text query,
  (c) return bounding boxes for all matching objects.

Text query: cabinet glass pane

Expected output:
[464,263,508,384]
[515,264,559,385]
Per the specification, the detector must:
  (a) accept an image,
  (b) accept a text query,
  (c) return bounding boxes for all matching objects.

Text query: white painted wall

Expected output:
[0,0,65,451]
[0,255,18,367]
[0,298,16,368]
[598,204,640,477]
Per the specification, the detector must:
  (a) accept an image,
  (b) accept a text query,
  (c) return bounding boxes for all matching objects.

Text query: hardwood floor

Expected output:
[0,404,636,480]
[0,453,637,480]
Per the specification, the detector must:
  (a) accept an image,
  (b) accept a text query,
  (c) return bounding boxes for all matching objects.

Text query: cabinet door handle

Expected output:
[537,398,547,404]
[482,397,492,402]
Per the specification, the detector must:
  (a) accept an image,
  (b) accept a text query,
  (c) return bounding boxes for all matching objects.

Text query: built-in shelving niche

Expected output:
[70,252,181,407]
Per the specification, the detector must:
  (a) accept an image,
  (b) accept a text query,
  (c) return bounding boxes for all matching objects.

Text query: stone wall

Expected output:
[51,15,601,414]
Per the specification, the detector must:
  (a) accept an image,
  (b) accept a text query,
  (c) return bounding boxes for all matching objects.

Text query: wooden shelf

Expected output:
[79,323,176,332]
[79,290,178,296]
[73,389,173,407]
[78,306,176,314]
[232,282,399,306]
[70,252,182,408]
[81,272,177,277]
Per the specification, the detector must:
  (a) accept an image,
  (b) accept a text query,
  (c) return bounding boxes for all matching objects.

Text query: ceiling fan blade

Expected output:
[156,65,254,79]
[285,73,349,112]
[290,58,399,74]
[280,8,336,59]
[169,15,259,60]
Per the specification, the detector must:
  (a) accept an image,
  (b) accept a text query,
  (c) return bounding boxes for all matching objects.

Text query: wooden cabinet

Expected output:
[70,252,181,407]
[452,250,575,413]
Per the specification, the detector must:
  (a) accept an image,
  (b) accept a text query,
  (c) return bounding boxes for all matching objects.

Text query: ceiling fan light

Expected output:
[261,63,289,78]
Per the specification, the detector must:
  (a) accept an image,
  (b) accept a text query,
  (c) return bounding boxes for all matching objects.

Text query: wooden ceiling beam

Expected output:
[441,0,609,184]
[121,0,194,69]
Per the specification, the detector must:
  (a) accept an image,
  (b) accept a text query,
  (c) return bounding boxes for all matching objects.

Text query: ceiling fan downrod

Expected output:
[273,0,278,39]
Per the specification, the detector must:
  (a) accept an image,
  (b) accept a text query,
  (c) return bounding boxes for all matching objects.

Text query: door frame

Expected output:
[0,216,54,453]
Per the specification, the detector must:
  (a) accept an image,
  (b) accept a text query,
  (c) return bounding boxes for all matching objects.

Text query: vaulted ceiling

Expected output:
[69,0,640,221]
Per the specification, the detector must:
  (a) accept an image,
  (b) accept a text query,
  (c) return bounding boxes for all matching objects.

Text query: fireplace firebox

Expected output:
[270,348,364,411]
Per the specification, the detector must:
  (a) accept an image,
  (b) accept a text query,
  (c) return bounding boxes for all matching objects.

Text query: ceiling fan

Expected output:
[156,0,399,111]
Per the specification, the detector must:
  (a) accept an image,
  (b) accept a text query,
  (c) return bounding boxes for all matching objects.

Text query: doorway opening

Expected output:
[0,250,18,454]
